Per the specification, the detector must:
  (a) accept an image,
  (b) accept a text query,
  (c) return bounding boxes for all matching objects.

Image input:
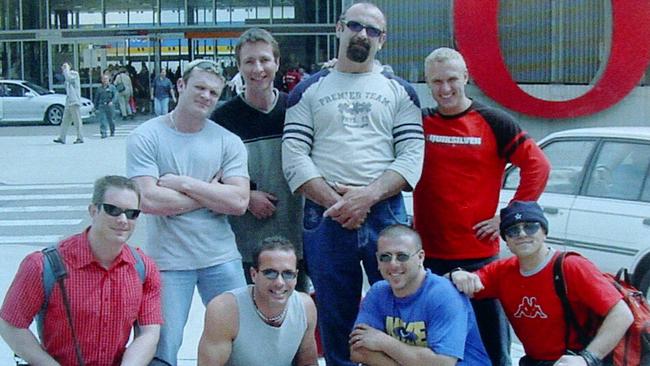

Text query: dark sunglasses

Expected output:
[504,222,542,239]
[99,203,141,220]
[377,250,420,263]
[341,20,384,38]
[260,268,298,281]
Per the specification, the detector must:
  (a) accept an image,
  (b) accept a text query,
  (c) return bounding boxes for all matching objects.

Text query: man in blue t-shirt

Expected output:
[350,224,490,365]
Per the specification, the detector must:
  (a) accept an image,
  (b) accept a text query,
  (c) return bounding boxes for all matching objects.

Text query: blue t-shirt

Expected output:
[153,77,173,100]
[355,270,490,365]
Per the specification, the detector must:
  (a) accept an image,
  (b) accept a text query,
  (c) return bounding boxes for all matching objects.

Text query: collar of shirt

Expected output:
[58,227,137,271]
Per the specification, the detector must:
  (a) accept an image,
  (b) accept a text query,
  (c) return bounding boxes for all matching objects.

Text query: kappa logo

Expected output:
[514,296,548,319]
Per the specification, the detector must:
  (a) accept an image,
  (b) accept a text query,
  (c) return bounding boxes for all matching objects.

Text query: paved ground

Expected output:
[0,113,523,365]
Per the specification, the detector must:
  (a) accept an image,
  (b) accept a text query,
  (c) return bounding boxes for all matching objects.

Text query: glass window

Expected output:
[585,142,650,201]
[504,139,597,194]
[5,84,27,97]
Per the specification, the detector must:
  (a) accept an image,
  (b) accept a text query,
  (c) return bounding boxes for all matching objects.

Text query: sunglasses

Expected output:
[341,20,384,38]
[504,222,542,239]
[377,250,420,263]
[260,268,298,281]
[99,203,141,220]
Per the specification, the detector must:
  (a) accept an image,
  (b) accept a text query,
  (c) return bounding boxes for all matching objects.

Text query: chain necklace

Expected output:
[168,111,176,130]
[251,286,288,326]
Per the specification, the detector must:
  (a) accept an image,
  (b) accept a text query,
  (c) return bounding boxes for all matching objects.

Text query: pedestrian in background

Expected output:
[151,69,176,116]
[114,67,134,120]
[94,73,117,138]
[53,62,84,144]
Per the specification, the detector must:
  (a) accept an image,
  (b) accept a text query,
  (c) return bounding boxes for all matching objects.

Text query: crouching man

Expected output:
[451,201,633,366]
[198,236,318,366]
[0,175,162,365]
[350,224,490,365]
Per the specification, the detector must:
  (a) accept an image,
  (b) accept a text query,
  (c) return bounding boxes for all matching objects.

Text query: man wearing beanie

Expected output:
[449,201,633,366]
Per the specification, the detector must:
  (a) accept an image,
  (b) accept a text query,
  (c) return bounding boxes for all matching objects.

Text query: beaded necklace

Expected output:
[251,286,288,326]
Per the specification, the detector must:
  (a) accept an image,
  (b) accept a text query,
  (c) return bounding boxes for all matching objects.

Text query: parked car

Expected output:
[500,127,650,295]
[0,80,94,125]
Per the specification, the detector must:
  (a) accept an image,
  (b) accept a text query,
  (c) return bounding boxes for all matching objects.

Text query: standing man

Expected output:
[53,62,84,144]
[0,175,162,365]
[198,236,318,366]
[115,67,134,120]
[211,28,307,291]
[350,224,490,366]
[151,68,176,116]
[413,47,551,365]
[282,3,424,365]
[94,73,118,138]
[126,59,250,366]
[451,201,633,365]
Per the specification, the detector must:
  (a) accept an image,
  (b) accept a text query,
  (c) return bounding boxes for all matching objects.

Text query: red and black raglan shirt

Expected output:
[413,101,550,260]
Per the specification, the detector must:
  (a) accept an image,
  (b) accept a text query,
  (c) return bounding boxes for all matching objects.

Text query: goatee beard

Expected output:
[346,38,371,63]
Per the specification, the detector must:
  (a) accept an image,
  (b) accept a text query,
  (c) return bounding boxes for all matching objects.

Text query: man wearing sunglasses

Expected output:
[350,224,490,365]
[198,236,318,366]
[0,175,163,365]
[282,3,423,365]
[127,59,250,365]
[450,201,633,366]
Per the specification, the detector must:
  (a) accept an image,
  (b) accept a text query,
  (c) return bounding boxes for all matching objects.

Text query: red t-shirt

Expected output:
[0,229,163,365]
[475,252,621,361]
[414,102,550,259]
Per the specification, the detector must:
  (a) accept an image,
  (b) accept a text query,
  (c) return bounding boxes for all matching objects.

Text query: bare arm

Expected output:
[349,324,456,366]
[554,299,633,366]
[158,174,249,216]
[296,177,341,209]
[324,170,408,229]
[120,324,160,366]
[133,176,202,216]
[198,294,238,366]
[0,319,60,366]
[449,270,485,297]
[293,293,319,366]
[350,347,400,366]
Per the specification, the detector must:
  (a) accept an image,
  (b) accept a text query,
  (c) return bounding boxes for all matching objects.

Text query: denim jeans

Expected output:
[96,105,114,137]
[303,194,408,366]
[425,256,513,366]
[149,260,246,366]
[154,97,169,116]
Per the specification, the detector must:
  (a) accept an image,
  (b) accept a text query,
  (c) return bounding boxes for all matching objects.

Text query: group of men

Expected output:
[0,2,634,366]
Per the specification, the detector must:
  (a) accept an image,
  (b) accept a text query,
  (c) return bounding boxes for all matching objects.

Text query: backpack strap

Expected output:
[37,246,85,366]
[126,245,146,283]
[553,251,592,350]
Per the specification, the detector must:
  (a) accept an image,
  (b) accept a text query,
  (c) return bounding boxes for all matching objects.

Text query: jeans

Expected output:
[425,256,512,366]
[303,194,408,366]
[96,105,114,137]
[149,260,246,366]
[154,97,169,116]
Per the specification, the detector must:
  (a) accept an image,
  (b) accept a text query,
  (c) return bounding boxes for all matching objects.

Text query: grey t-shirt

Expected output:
[126,116,249,270]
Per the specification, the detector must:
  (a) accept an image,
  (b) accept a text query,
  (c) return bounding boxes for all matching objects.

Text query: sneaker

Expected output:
[101,134,107,139]
[53,138,65,144]
[110,132,115,137]
[73,138,84,144]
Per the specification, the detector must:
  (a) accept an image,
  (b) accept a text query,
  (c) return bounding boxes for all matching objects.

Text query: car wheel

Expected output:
[45,105,64,125]
[638,269,650,300]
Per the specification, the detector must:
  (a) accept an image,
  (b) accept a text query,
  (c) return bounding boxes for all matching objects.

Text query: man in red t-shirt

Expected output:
[414,47,551,365]
[0,176,162,366]
[451,201,633,366]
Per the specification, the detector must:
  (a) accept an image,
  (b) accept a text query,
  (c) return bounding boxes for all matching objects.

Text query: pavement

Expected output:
[0,114,523,365]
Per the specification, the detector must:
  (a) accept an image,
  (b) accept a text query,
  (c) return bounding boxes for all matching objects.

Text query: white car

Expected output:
[500,127,650,294]
[0,80,94,125]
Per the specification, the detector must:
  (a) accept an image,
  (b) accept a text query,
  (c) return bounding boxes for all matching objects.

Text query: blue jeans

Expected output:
[304,194,408,366]
[425,256,512,366]
[154,97,169,116]
[96,105,114,137]
[149,260,246,366]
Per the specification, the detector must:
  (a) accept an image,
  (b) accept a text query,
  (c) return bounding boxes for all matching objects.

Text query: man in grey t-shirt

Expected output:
[126,59,250,366]
[53,62,84,144]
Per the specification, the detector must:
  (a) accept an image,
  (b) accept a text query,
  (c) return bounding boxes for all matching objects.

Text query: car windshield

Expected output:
[23,81,53,95]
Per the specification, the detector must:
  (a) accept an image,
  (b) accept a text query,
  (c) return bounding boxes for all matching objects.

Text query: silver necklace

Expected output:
[168,111,176,130]
[251,286,288,325]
